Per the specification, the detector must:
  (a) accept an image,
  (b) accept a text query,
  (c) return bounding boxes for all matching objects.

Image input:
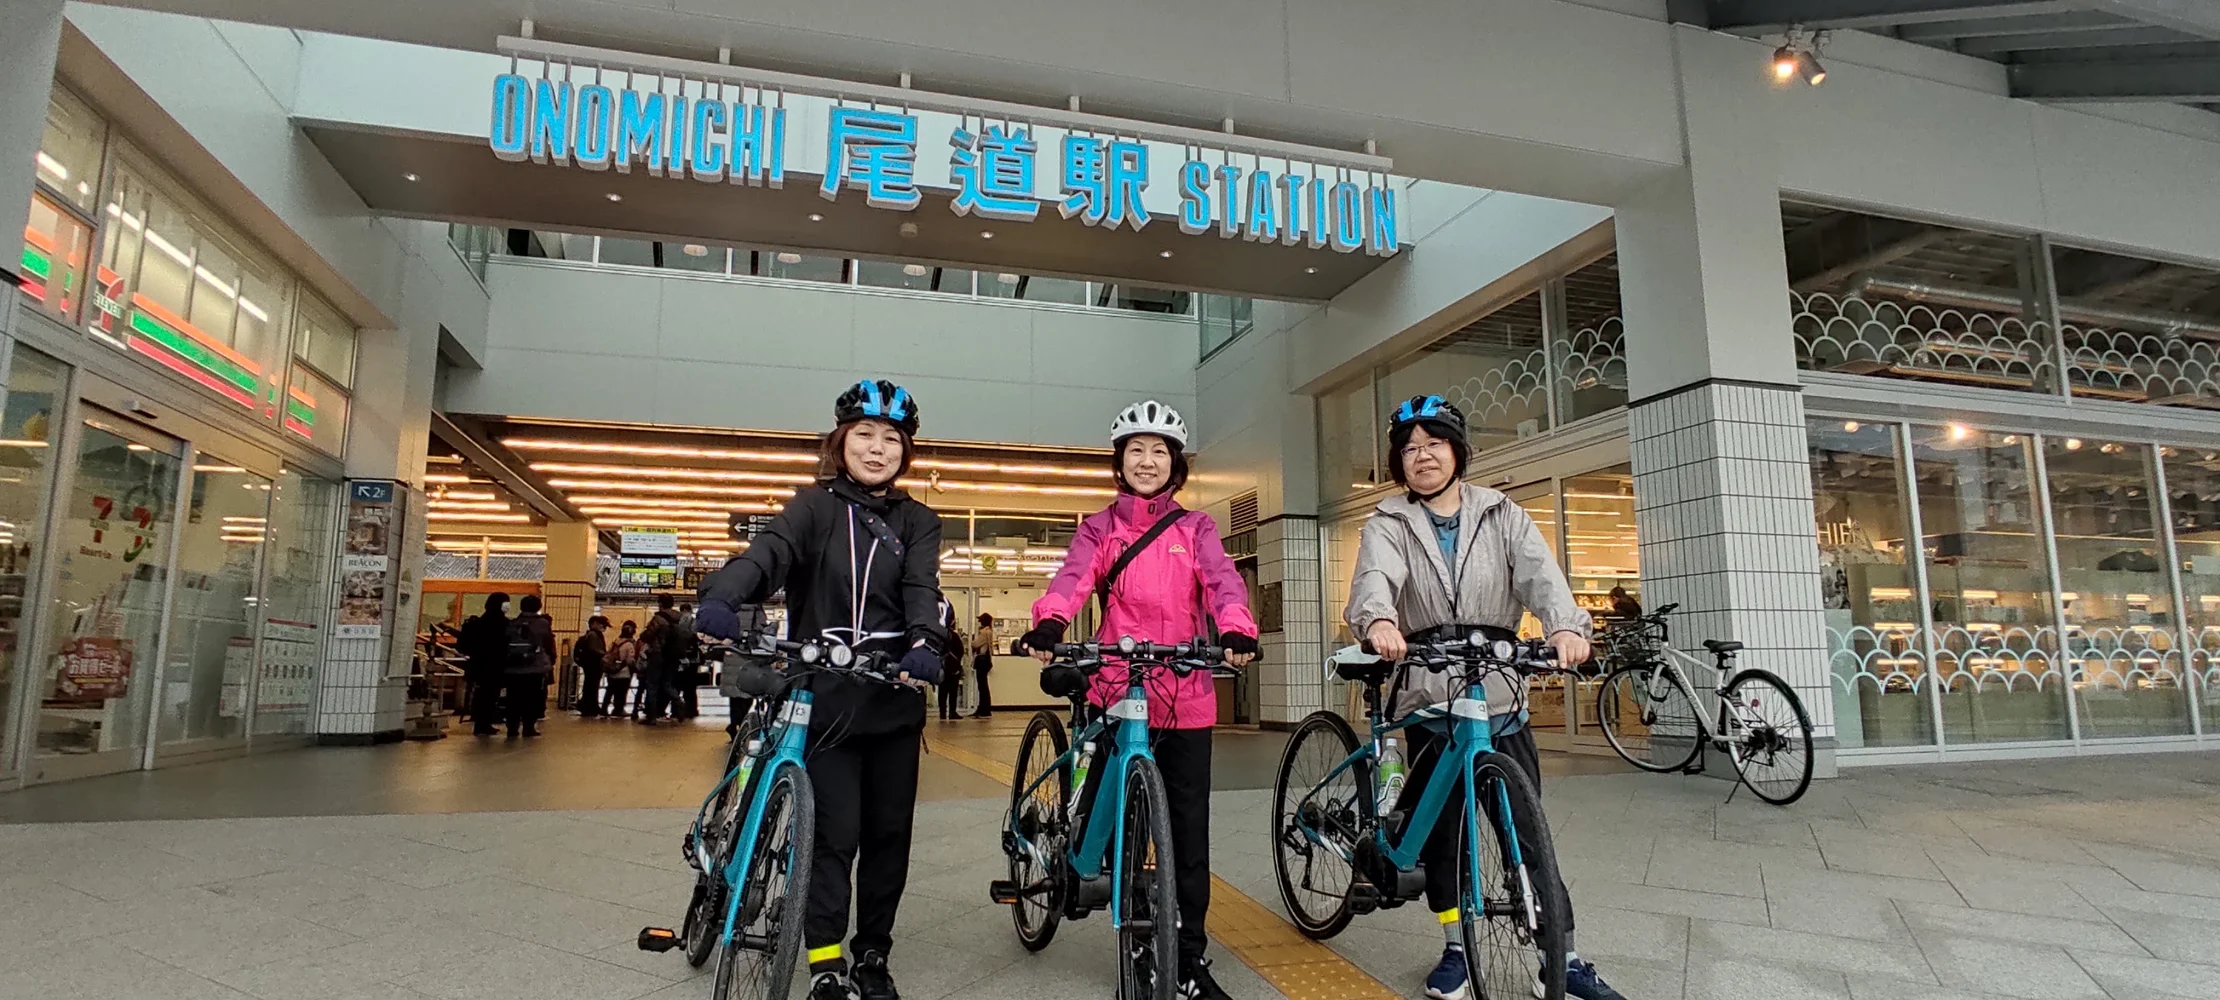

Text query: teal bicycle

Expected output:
[640,629,905,1000]
[989,636,1231,1000]
[1272,634,1572,1000]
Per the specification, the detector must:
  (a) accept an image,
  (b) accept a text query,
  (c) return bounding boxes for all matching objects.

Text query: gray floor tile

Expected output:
[2095,905,2220,965]
[1765,887,1915,943]
[1687,958,1853,1000]
[1692,919,1936,983]
[1895,901,2145,958]
[395,939,672,1000]
[2067,948,2220,999]
[1919,937,2107,1000]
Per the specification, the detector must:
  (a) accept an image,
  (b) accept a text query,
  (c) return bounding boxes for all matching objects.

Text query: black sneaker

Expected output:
[1179,956,1234,1000]
[852,951,899,1000]
[808,971,859,1000]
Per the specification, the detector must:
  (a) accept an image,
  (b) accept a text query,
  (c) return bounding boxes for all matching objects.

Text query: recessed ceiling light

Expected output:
[1158,250,1173,258]
[403,172,420,182]
[1304,266,1319,274]
[776,252,802,264]
[606,192,623,202]
[901,263,929,277]
[996,273,1019,284]
[979,230,995,240]
[808,213,824,222]
[681,244,708,257]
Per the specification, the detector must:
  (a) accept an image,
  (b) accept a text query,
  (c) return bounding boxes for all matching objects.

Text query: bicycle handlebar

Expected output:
[706,631,909,688]
[1399,634,1563,679]
[1044,635,1239,679]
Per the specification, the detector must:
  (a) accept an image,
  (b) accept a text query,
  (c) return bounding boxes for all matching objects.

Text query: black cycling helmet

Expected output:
[1386,393,1470,487]
[833,379,920,437]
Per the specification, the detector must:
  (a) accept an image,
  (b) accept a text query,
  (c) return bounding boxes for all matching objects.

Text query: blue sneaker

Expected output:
[1565,958,1628,1000]
[1424,945,1469,1000]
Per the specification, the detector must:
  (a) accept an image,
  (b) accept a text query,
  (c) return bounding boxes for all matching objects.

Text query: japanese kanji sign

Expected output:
[488,73,1399,256]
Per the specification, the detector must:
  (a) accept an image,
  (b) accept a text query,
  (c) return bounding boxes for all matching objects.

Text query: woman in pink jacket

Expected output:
[1019,399,1259,1000]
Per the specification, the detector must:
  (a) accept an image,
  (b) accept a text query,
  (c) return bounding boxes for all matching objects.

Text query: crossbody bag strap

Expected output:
[1095,508,1187,612]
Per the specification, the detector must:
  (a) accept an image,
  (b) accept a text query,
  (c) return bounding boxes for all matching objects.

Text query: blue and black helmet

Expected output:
[1386,393,1470,485]
[834,378,921,437]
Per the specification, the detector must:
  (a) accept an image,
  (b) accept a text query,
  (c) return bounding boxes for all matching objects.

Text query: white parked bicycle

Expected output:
[1591,603,1815,805]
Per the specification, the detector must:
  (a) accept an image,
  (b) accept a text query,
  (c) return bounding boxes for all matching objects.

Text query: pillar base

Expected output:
[316,729,406,747]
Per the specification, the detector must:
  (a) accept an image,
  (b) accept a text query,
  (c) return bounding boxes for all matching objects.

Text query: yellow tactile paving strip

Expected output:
[925,734,1399,1000]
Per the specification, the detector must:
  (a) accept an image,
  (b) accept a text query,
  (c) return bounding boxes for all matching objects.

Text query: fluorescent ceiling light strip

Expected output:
[547,479,796,497]
[35,151,67,180]
[427,512,532,522]
[423,473,476,484]
[435,491,500,501]
[509,437,1109,478]
[530,462,814,484]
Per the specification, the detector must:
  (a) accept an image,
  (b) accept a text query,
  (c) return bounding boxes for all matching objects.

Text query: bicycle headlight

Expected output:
[829,644,854,668]
[1492,639,1515,662]
[798,644,822,665]
[1118,635,1138,656]
[1468,629,1488,649]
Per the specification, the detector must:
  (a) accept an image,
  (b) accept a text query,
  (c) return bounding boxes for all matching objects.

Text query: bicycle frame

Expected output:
[1639,645,1741,745]
[1009,681,1152,923]
[701,689,814,949]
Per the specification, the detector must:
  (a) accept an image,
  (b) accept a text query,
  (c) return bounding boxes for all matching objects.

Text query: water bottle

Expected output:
[1375,735,1406,817]
[1069,742,1097,822]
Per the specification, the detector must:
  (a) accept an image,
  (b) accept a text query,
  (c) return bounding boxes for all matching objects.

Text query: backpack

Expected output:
[505,616,542,671]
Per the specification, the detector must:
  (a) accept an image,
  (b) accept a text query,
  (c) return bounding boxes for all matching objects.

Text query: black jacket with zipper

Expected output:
[699,474,946,739]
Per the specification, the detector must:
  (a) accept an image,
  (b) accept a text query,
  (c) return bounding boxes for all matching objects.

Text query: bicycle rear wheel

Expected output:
[1117,757,1179,1000]
[1271,710,1367,939]
[1007,710,1069,950]
[1460,752,1569,1000]
[1723,668,1815,805]
[712,763,814,1000]
[1596,663,1703,773]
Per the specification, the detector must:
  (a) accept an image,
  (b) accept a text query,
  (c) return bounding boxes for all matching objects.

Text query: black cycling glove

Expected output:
[1221,631,1260,657]
[1019,618,1068,655]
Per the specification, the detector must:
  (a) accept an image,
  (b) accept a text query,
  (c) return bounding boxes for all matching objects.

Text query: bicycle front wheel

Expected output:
[1723,668,1815,805]
[1271,710,1366,939]
[1597,663,1703,773]
[1117,757,1179,1000]
[1008,710,1069,950]
[686,739,756,967]
[712,763,815,1000]
[1461,752,1570,1000]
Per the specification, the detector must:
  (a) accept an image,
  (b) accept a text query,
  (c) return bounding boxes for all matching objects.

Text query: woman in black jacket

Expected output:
[697,379,946,1000]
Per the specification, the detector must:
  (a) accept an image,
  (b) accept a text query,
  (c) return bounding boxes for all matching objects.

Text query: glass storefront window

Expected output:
[93,153,292,416]
[596,237,657,268]
[0,346,69,775]
[2161,449,2220,736]
[293,290,357,389]
[1808,418,1931,749]
[257,469,336,736]
[1098,285,1190,315]
[1906,424,2069,743]
[21,192,91,324]
[36,85,105,214]
[2046,244,2220,409]
[1318,373,1378,503]
[2044,437,2189,737]
[1553,253,1627,423]
[36,416,181,761]
[757,251,846,283]
[1382,293,1549,455]
[1562,467,1639,616]
[857,260,968,293]
[284,366,348,456]
[1510,484,1568,733]
[1784,202,2056,396]
[980,272,1086,305]
[665,242,734,275]
[158,457,269,746]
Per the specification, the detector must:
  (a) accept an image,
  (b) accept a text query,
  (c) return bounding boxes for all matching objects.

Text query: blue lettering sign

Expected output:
[574,84,615,170]
[1060,136,1150,231]
[1213,164,1242,239]
[490,74,530,162]
[615,90,665,176]
[950,125,1039,222]
[1278,174,1305,247]
[1307,178,1331,250]
[823,108,921,211]
[690,99,728,182]
[1176,161,1212,236]
[1242,169,1278,243]
[664,95,689,177]
[1330,181,1363,254]
[731,105,786,188]
[530,79,571,165]
[1366,185,1398,257]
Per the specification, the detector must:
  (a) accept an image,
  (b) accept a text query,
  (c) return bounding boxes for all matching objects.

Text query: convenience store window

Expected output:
[285,292,355,455]
[21,192,91,324]
[91,149,293,417]
[35,85,105,214]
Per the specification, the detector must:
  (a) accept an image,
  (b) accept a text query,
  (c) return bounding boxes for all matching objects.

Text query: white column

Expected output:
[0,0,64,285]
[1615,28,1834,761]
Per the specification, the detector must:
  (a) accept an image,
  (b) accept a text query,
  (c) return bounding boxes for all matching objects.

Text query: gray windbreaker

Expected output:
[1343,483,1591,719]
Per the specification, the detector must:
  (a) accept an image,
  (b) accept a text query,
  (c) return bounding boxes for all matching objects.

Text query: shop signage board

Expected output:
[54,636,132,700]
[486,40,1401,255]
[338,480,400,638]
[619,526,680,589]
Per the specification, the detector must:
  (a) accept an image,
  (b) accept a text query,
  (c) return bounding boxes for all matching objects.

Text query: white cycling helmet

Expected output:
[1110,400,1188,450]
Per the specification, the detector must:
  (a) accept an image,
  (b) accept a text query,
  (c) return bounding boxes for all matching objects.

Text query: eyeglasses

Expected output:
[1401,439,1453,460]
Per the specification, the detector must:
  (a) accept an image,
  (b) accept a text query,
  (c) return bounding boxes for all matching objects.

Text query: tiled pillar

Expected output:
[539,521,598,703]
[1613,26,1834,765]
[0,0,62,285]
[1256,515,1324,727]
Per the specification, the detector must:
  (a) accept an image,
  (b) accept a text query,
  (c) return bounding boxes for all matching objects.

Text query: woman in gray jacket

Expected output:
[1344,394,1626,1000]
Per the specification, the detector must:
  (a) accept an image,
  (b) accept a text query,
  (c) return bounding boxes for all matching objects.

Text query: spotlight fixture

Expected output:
[1158,250,1173,258]
[605,192,623,202]
[808,213,824,222]
[1770,27,1829,87]
[403,172,420,182]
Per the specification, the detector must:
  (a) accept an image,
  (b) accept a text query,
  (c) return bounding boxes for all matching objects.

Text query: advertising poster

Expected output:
[619,527,681,590]
[337,480,397,638]
[54,635,133,700]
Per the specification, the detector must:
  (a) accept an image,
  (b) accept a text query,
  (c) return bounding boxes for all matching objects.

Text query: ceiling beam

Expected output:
[2091,0,2220,41]
[1957,25,2185,52]
[431,412,586,523]
[1897,11,2132,41]
[1708,1,2084,33]
[2011,56,2220,101]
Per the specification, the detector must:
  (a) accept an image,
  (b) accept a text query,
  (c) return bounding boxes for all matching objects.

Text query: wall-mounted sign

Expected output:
[486,48,1400,256]
[338,479,401,638]
[620,527,681,556]
[619,555,679,589]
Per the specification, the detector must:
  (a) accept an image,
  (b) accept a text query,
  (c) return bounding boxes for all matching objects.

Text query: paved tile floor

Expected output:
[2,711,2217,1000]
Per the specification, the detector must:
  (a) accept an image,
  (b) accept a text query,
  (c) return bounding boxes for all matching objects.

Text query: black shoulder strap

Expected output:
[1096,509,1186,610]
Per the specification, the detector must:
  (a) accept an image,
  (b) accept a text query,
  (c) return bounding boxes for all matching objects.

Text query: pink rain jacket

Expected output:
[1032,492,1259,730]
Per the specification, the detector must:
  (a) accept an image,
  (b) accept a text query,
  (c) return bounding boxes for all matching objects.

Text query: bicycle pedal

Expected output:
[988,879,1020,905]
[636,927,681,953]
[1347,881,1382,916]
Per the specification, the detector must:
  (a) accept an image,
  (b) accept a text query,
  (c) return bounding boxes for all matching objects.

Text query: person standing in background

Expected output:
[574,615,610,716]
[638,594,683,725]
[969,613,997,718]
[504,594,558,738]
[460,592,511,736]
[937,606,965,721]
[674,602,702,719]
[603,620,639,717]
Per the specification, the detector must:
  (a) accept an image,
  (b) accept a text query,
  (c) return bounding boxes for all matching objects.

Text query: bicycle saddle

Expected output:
[1703,639,1744,654]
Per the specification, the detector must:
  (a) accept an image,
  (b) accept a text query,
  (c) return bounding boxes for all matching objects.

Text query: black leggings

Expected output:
[804,728,922,968]
[1401,724,1571,931]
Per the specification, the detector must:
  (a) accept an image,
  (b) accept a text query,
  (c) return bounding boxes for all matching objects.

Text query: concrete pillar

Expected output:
[1614,27,1834,762]
[541,520,598,635]
[0,0,63,286]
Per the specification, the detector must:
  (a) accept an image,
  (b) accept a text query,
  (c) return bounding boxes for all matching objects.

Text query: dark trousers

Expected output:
[503,674,547,733]
[1073,725,1213,966]
[936,678,961,720]
[603,677,632,715]
[578,665,603,715]
[674,667,700,718]
[470,672,503,732]
[971,660,993,716]
[1403,724,1570,930]
[640,664,672,719]
[804,728,922,967]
